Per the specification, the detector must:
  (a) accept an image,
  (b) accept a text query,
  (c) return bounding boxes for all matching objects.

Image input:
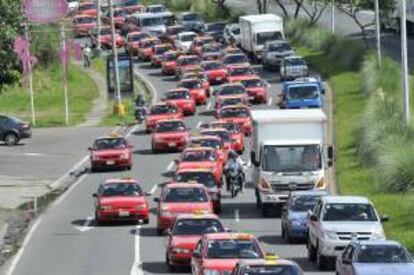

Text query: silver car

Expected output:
[280,56,308,81]
[223,23,240,45]
[262,40,294,70]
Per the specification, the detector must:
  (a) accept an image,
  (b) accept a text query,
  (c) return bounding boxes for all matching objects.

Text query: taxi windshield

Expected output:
[142,40,158,48]
[154,121,186,133]
[190,139,222,149]
[173,219,224,235]
[221,98,245,107]
[141,17,163,27]
[287,85,319,100]
[182,150,216,162]
[289,195,319,212]
[202,131,231,142]
[178,57,200,66]
[202,62,222,71]
[163,187,208,202]
[93,138,127,150]
[220,108,249,118]
[206,239,263,259]
[100,183,142,197]
[75,17,96,24]
[241,79,263,88]
[223,54,248,65]
[244,265,300,275]
[206,23,225,32]
[164,53,177,61]
[180,80,202,89]
[356,245,413,263]
[175,172,217,188]
[219,85,245,96]
[229,67,254,76]
[166,91,190,99]
[150,105,177,114]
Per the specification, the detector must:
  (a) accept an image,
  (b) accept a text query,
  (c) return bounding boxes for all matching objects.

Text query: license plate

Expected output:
[216,77,222,81]
[118,210,130,217]
[168,142,176,147]
[249,96,255,100]
[106,160,115,165]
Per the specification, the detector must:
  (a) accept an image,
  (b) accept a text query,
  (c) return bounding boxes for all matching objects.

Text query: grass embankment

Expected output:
[290,24,414,250]
[0,63,98,127]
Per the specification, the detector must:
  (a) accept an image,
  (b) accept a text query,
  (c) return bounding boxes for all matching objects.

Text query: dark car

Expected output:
[202,22,226,42]
[0,115,32,145]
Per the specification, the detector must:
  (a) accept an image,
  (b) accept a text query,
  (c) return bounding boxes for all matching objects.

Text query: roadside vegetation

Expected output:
[286,19,414,251]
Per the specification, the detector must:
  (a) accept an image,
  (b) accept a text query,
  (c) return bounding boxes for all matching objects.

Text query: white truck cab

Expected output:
[307,195,388,270]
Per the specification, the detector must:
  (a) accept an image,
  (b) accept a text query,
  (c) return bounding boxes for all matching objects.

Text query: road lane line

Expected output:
[235,209,240,222]
[268,97,273,106]
[206,102,211,110]
[197,121,202,129]
[130,225,144,275]
[166,161,175,171]
[74,216,94,232]
[150,184,158,194]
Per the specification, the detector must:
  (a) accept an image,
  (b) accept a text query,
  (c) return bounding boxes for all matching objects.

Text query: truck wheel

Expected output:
[307,240,317,262]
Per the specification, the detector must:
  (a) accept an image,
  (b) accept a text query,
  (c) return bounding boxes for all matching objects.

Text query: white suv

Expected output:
[307,196,388,270]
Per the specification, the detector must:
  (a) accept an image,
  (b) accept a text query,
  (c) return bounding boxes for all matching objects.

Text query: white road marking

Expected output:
[166,161,175,171]
[150,184,158,194]
[130,225,144,275]
[268,97,273,106]
[23,152,45,157]
[197,121,202,129]
[74,216,94,232]
[235,209,240,222]
[206,102,211,110]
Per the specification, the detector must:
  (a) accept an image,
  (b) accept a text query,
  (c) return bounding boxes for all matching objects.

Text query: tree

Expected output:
[299,0,329,23]
[256,0,269,14]
[0,0,24,89]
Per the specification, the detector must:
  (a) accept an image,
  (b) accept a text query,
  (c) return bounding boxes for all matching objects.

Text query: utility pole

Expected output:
[331,0,335,34]
[374,0,381,66]
[108,0,124,115]
[24,23,36,127]
[96,0,101,53]
[401,0,410,126]
[61,22,69,125]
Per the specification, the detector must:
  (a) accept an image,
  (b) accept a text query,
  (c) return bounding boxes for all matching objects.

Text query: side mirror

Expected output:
[174,158,180,164]
[92,193,98,198]
[327,145,334,159]
[144,192,151,196]
[224,227,232,232]
[310,214,318,222]
[153,197,160,202]
[193,251,201,258]
[88,147,93,151]
[250,151,259,167]
[161,97,166,101]
[165,228,172,235]
[380,215,389,222]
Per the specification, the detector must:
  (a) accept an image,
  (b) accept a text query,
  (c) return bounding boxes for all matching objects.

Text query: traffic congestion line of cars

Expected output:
[66,1,414,274]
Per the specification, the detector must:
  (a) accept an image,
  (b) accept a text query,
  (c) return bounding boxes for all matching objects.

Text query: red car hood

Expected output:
[99,196,146,207]
[166,99,193,107]
[163,61,176,67]
[153,132,189,139]
[220,117,250,124]
[205,69,226,77]
[171,235,201,249]
[228,75,253,82]
[92,149,128,156]
[203,259,240,271]
[162,202,212,213]
[247,87,265,94]
[190,88,205,95]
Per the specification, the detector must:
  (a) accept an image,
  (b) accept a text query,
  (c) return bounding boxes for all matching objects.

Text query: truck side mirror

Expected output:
[327,145,334,159]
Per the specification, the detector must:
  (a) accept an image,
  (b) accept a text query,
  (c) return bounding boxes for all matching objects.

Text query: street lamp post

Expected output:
[96,0,101,53]
[108,0,124,115]
[374,0,382,66]
[331,0,335,34]
[401,0,410,126]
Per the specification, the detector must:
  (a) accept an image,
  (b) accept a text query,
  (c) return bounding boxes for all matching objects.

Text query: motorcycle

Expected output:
[225,163,243,198]
[134,106,147,124]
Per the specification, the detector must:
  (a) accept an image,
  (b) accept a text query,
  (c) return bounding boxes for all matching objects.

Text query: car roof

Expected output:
[183,146,215,152]
[201,128,228,133]
[176,167,214,173]
[265,39,288,45]
[238,258,300,268]
[204,232,255,240]
[147,4,165,8]
[165,182,205,188]
[103,179,139,185]
[175,213,219,220]
[220,83,245,88]
[178,31,197,36]
[155,118,184,124]
[220,105,249,110]
[181,12,201,16]
[167,88,189,93]
[290,190,330,196]
[322,195,371,204]
[190,135,221,141]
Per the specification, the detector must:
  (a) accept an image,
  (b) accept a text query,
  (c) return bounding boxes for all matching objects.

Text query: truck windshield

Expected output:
[287,85,319,100]
[256,32,283,45]
[262,145,321,172]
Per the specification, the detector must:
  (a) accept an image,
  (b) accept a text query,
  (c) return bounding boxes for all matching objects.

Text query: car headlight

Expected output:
[289,219,303,227]
[203,269,221,275]
[120,153,129,159]
[92,155,100,161]
[371,227,386,240]
[99,205,112,210]
[323,230,337,240]
[135,204,147,210]
[172,247,191,254]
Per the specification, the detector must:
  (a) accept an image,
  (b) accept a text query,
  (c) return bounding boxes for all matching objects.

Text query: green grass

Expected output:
[296,46,414,251]
[0,63,98,127]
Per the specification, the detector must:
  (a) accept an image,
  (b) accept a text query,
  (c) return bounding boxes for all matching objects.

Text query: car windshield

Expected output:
[113,10,129,17]
[224,54,248,65]
[155,46,170,54]
[285,58,306,66]
[268,42,292,52]
[289,195,319,212]
[141,40,158,48]
[175,172,217,188]
[202,62,221,70]
[212,123,239,133]
[219,85,245,96]
[183,13,201,21]
[148,6,167,13]
[244,265,300,275]
[182,150,216,162]
[241,79,263,88]
[164,53,177,61]
[95,28,111,35]
[129,33,149,41]
[100,183,142,197]
[117,0,139,7]
[204,45,221,53]
[93,138,128,150]
[166,91,190,99]
[206,23,226,32]
[180,80,202,89]
[262,145,321,172]
[190,139,222,149]
[206,239,263,259]
[79,3,96,11]
[178,57,200,66]
[150,105,177,114]
[154,121,186,133]
[256,31,283,45]
[322,203,378,221]
[229,67,254,76]
[168,26,186,35]
[163,187,209,202]
[356,245,413,263]
[173,219,224,235]
[202,131,231,142]
[287,85,319,100]
[75,17,96,24]
[180,34,197,42]
[141,17,163,26]
[220,108,249,118]
[221,98,245,107]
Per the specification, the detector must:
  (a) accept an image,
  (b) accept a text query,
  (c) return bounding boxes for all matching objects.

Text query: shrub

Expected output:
[30,24,61,66]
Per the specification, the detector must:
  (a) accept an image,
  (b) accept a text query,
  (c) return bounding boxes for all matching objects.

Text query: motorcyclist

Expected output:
[134,94,148,122]
[135,94,147,108]
[224,150,244,192]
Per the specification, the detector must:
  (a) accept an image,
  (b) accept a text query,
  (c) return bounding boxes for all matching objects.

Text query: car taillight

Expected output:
[21,123,30,129]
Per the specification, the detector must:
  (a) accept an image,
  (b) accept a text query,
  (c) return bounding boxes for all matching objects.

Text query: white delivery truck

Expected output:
[239,14,284,62]
[250,109,333,217]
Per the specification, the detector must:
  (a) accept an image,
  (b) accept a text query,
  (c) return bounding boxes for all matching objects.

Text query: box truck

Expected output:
[250,109,333,216]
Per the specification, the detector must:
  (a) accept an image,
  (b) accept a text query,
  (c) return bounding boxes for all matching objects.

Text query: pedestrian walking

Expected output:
[82,45,91,69]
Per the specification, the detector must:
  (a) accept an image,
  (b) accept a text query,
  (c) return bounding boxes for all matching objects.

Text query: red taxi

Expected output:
[165,213,225,270]
[200,128,233,154]
[151,119,189,153]
[78,2,97,16]
[102,8,129,28]
[175,147,223,183]
[161,51,180,75]
[89,136,132,172]
[91,26,124,49]
[215,83,248,103]
[163,88,196,115]
[215,95,249,114]
[137,37,161,61]
[72,15,97,37]
[125,32,152,56]
[239,76,268,104]
[145,103,183,133]
[191,233,265,275]
[117,0,143,13]
[226,65,256,83]
[93,178,149,224]
[175,55,201,79]
[154,183,213,235]
[210,120,245,154]
[150,43,174,67]
[190,36,215,56]
[187,136,227,167]
[181,71,210,94]
[221,46,243,57]
[217,105,252,136]
[178,78,207,105]
[201,61,227,85]
[165,25,187,44]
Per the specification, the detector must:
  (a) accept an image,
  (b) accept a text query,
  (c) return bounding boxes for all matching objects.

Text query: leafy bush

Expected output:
[30,24,61,66]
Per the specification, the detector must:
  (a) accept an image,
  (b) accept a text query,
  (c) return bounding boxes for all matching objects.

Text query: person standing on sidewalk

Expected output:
[82,44,91,69]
